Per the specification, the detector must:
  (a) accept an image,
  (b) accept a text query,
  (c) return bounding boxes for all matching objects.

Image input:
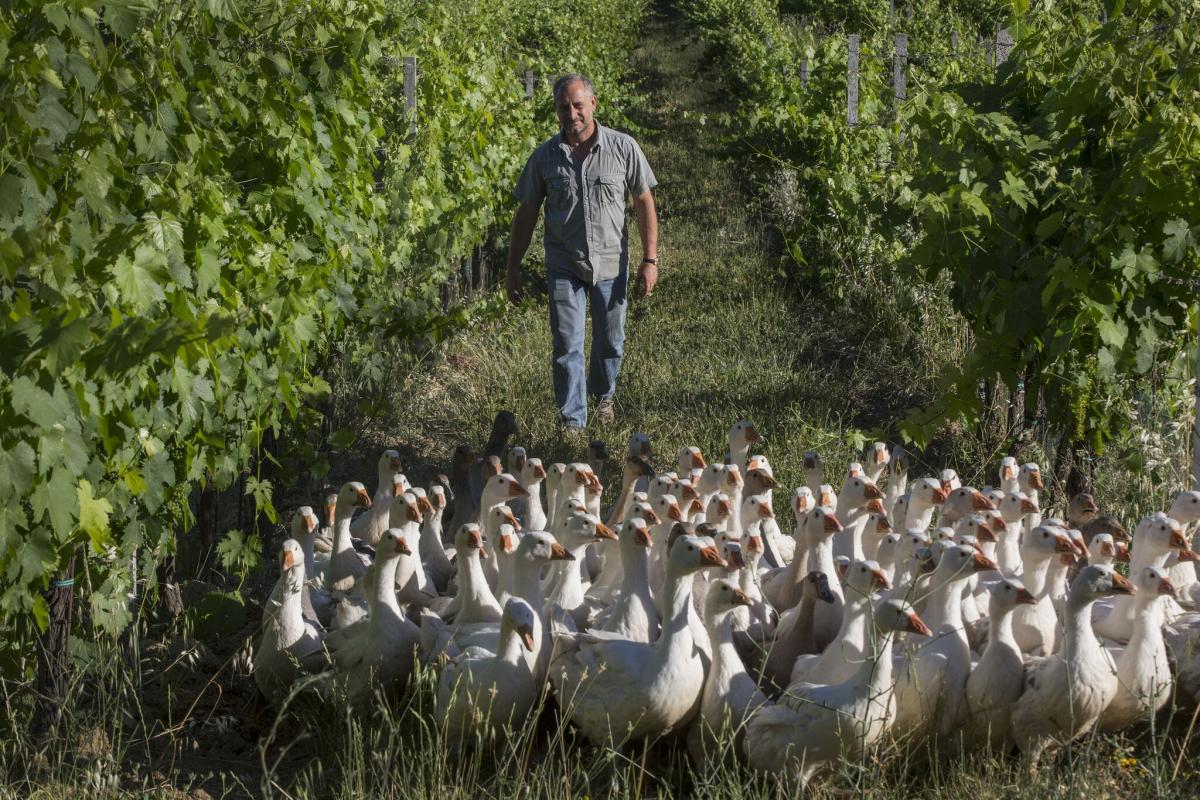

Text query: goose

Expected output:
[481,503,521,592]
[687,579,766,764]
[833,474,885,561]
[589,496,658,603]
[876,532,900,582]
[313,488,339,555]
[1095,514,1188,642]
[760,571,835,693]
[390,490,437,608]
[865,441,890,484]
[1017,463,1044,530]
[885,446,910,517]
[1165,490,1200,593]
[939,468,961,494]
[437,597,539,746]
[998,456,1019,494]
[861,510,893,563]
[253,540,329,704]
[444,445,479,542]
[648,494,686,593]
[801,506,845,648]
[732,532,775,636]
[678,445,707,476]
[450,523,503,624]
[995,491,1039,576]
[1098,566,1176,732]
[286,506,327,625]
[891,494,911,536]
[420,484,454,593]
[939,486,996,528]
[491,523,521,605]
[785,487,815,576]
[348,449,403,546]
[1012,524,1076,655]
[963,577,1036,752]
[747,599,931,787]
[802,450,823,498]
[704,492,734,531]
[727,421,763,478]
[549,535,726,747]
[891,545,997,746]
[328,482,373,592]
[544,462,566,530]
[789,559,889,686]
[1012,564,1135,763]
[1086,533,1119,568]
[604,455,655,528]
[514,457,548,532]
[905,478,949,533]
[546,513,617,626]
[593,518,660,641]
[886,530,931,603]
[326,528,422,701]
[467,410,519,510]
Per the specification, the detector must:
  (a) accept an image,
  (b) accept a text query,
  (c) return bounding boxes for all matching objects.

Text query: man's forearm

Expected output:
[507,203,539,272]
[633,192,658,260]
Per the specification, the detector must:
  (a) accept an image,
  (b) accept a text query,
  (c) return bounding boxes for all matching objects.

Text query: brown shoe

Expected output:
[594,398,615,425]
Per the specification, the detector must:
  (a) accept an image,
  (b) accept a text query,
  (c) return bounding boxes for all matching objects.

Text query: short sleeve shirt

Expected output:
[513,123,657,284]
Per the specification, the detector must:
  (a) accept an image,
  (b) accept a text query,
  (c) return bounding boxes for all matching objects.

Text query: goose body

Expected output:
[253,540,329,704]
[1098,567,1175,732]
[963,578,1036,752]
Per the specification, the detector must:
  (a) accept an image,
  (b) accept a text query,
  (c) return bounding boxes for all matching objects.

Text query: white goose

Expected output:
[687,578,766,764]
[995,490,1039,576]
[884,446,910,518]
[420,483,454,593]
[437,596,539,746]
[963,577,1036,752]
[1012,524,1075,655]
[450,523,503,624]
[391,490,436,608]
[328,482,373,592]
[546,513,617,624]
[727,420,762,479]
[350,449,402,546]
[326,528,422,701]
[1098,566,1175,732]
[253,539,328,705]
[516,457,549,532]
[1012,564,1135,763]
[865,441,890,484]
[801,506,846,649]
[593,518,660,642]
[550,535,726,747]
[789,559,890,686]
[1095,514,1188,642]
[747,598,931,787]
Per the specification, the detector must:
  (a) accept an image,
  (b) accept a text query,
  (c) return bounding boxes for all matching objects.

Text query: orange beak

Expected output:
[823,513,844,533]
[1159,577,1177,596]
[356,488,373,508]
[550,542,574,561]
[972,491,996,511]
[594,522,618,541]
[417,496,434,514]
[533,464,547,481]
[281,549,296,571]
[1002,465,1016,481]
[871,569,891,590]
[689,498,704,515]
[974,523,997,543]
[931,487,949,504]
[699,546,727,568]
[517,624,536,652]
[1014,586,1037,605]
[1169,527,1190,550]
[642,508,660,525]
[633,525,652,547]
[731,588,753,606]
[1020,498,1039,514]
[396,536,412,557]
[1110,571,1136,595]
[876,516,893,533]
[1099,541,1116,558]
[693,452,707,469]
[504,510,522,532]
[1053,534,1075,553]
[668,504,683,522]
[906,613,933,637]
[864,483,884,501]
[972,552,998,572]
[1029,472,1044,491]
[304,512,318,533]
[406,502,423,524]
[509,481,530,499]
[759,503,775,520]
[874,448,887,465]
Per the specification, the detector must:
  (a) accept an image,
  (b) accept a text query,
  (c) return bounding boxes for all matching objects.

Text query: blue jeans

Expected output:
[548,267,627,427]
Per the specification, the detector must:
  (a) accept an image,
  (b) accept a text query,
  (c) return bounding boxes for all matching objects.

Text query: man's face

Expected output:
[555,80,597,140]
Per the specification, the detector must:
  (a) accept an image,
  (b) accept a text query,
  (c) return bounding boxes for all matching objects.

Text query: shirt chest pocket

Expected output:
[547,175,575,211]
[592,174,625,208]
[592,174,626,245]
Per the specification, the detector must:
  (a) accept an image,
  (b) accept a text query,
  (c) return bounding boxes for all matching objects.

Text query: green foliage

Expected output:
[899,0,1200,448]
[0,0,647,639]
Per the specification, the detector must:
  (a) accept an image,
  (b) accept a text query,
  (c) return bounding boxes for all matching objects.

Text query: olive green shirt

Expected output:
[514,123,657,284]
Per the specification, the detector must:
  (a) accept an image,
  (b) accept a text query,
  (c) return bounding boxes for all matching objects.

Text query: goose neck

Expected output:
[512,559,547,611]
[989,607,1017,648]
[1064,596,1100,659]
[333,513,354,555]
[654,569,696,664]
[373,555,402,614]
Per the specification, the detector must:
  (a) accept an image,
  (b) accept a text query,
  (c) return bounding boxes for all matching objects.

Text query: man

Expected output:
[506,74,659,435]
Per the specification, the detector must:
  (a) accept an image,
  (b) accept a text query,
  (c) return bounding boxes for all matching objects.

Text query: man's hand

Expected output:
[506,266,522,304]
[636,261,657,298]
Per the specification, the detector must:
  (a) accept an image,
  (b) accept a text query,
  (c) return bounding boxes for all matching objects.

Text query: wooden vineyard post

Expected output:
[893,33,908,106]
[800,58,809,88]
[525,70,535,99]
[403,55,418,142]
[994,27,1013,69]
[847,34,860,127]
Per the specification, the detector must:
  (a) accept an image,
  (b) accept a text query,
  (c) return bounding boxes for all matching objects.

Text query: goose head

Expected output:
[391,472,411,497]
[933,543,996,581]
[565,463,599,493]
[508,446,528,476]
[999,456,1018,486]
[1169,490,1200,526]
[803,571,837,604]
[377,527,413,560]
[989,577,1037,614]
[388,491,423,528]
[892,494,910,529]
[620,517,653,549]
[670,479,703,517]
[1134,513,1190,555]
[1068,493,1100,527]
[867,511,893,536]
[484,472,529,504]
[877,533,900,564]
[939,469,961,494]
[654,493,684,524]
[803,505,843,543]
[955,513,997,543]
[872,598,933,637]
[791,487,815,524]
[627,432,652,460]
[623,455,655,484]
[546,462,567,490]
[337,481,372,515]
[648,473,675,501]
[322,488,339,528]
[943,487,996,520]
[868,442,890,469]
[1069,563,1135,603]
[409,486,434,516]
[838,474,885,510]
[844,558,890,595]
[496,523,521,557]
[1134,565,1176,600]
[1021,524,1076,561]
[489,409,520,443]
[278,539,307,591]
[520,457,547,487]
[668,533,727,576]
[704,578,753,625]
[557,512,617,548]
[729,420,764,449]
[455,523,488,560]
[845,462,865,480]
[720,539,746,570]
[744,467,777,496]
[697,463,730,495]
[890,446,910,479]
[377,449,402,481]
[1088,533,1117,566]
[705,492,733,525]
[631,499,660,526]
[678,445,706,474]
[517,530,572,564]
[1018,462,1044,493]
[910,478,948,508]
[818,484,837,509]
[747,453,772,474]
[502,597,539,652]
[291,506,319,542]
[743,531,765,564]
[428,484,447,513]
[741,494,775,525]
[998,490,1038,524]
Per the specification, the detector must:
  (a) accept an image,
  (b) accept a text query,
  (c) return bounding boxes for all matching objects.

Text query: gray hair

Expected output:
[553,73,595,102]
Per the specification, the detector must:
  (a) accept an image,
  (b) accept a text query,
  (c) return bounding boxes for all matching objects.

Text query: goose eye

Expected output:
[688,545,695,551]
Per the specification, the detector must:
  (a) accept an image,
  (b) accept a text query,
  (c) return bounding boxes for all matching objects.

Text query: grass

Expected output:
[2,4,1197,799]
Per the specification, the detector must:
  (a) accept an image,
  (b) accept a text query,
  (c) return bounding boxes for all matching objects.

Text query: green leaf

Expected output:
[196,245,222,296]
[0,442,37,498]
[77,479,114,550]
[112,244,168,310]
[31,468,77,541]
[1163,218,1194,264]
[9,376,70,430]
[1096,318,1127,349]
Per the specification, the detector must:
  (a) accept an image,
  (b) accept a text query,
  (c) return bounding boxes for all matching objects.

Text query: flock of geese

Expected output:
[252,412,1200,785]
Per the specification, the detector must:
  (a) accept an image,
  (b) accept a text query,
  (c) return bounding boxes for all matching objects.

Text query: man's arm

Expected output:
[632,189,658,297]
[505,200,540,303]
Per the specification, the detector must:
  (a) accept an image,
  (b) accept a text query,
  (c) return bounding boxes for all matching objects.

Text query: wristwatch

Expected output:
[640,257,657,265]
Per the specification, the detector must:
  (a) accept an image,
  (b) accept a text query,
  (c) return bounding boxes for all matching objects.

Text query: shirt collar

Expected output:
[556,122,606,153]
